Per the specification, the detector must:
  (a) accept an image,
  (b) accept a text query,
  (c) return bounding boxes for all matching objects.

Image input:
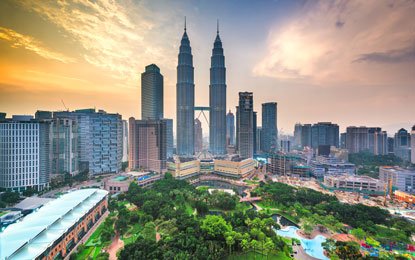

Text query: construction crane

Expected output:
[61,99,69,111]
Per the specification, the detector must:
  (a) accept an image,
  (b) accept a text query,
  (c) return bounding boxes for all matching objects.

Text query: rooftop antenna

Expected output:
[217,19,219,34]
[184,16,186,31]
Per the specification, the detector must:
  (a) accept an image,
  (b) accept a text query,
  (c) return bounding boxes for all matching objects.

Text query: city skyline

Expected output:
[0,0,414,135]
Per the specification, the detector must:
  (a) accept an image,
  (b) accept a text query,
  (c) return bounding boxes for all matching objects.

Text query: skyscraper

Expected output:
[261,102,278,153]
[209,22,227,155]
[176,19,195,156]
[345,126,388,155]
[165,119,173,159]
[226,110,235,146]
[141,64,163,120]
[122,120,128,162]
[194,118,203,153]
[54,109,123,174]
[293,123,302,148]
[236,92,254,159]
[310,122,339,149]
[129,117,167,173]
[411,125,415,164]
[301,124,312,148]
[0,115,51,191]
[253,112,257,154]
[394,128,411,161]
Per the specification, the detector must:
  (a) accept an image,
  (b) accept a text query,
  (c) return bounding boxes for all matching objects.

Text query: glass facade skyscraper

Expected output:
[226,110,235,146]
[209,25,227,155]
[141,64,163,120]
[236,92,254,159]
[176,21,195,156]
[261,102,278,153]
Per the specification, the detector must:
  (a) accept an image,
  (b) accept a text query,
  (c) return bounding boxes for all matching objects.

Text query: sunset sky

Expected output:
[0,0,414,135]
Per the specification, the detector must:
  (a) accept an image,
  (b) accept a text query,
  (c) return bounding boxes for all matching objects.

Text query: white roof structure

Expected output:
[0,189,108,260]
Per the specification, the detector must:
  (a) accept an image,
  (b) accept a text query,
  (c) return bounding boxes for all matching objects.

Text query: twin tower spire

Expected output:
[176,17,227,157]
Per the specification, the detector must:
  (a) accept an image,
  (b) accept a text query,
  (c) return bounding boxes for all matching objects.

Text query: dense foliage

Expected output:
[349,152,406,178]
[118,175,290,259]
[256,182,415,244]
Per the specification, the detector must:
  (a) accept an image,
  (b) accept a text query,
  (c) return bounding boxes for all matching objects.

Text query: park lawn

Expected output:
[227,251,291,260]
[75,246,94,260]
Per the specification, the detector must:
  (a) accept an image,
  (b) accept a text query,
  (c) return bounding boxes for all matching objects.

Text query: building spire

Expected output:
[217,19,219,35]
[184,16,187,32]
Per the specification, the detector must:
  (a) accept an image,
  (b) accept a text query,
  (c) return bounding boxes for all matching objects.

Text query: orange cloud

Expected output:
[0,27,75,63]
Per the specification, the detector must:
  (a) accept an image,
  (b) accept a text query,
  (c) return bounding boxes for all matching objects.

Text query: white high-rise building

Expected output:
[0,115,51,191]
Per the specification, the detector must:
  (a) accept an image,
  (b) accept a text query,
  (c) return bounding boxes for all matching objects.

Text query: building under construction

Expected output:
[267,152,303,176]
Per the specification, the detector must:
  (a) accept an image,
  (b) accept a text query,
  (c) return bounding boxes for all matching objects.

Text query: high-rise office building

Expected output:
[388,137,395,155]
[345,126,388,155]
[253,112,257,154]
[165,119,174,159]
[141,64,163,120]
[35,111,79,176]
[209,23,226,155]
[280,140,291,153]
[261,102,278,153]
[128,118,167,173]
[236,92,254,159]
[122,120,128,162]
[256,126,262,153]
[311,122,339,149]
[374,130,388,155]
[0,115,51,191]
[340,133,346,149]
[226,110,235,146]
[293,123,302,148]
[176,20,195,156]
[301,124,312,148]
[194,118,203,153]
[54,109,123,174]
[394,128,411,161]
[411,125,415,164]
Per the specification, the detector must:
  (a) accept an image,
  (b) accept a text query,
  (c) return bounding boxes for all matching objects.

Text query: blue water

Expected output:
[275,226,329,260]
[137,175,150,181]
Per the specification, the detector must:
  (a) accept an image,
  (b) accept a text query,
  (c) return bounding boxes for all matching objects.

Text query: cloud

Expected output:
[353,44,415,63]
[17,0,176,85]
[253,0,415,84]
[0,26,75,63]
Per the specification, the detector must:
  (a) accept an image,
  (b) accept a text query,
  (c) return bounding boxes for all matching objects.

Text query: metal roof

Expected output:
[0,189,108,260]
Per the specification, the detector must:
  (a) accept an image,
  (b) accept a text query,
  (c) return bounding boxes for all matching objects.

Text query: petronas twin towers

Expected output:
[176,19,227,156]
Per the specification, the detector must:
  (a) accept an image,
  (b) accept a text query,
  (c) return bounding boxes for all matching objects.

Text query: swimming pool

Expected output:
[275,226,328,260]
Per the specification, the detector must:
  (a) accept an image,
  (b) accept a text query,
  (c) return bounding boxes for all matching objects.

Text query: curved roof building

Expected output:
[0,189,108,260]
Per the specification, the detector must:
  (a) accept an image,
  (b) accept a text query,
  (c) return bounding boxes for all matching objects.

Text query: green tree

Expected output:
[141,222,156,241]
[351,228,366,240]
[201,215,232,239]
[225,234,235,255]
[0,191,20,204]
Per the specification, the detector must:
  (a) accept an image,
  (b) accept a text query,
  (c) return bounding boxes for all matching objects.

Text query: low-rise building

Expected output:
[324,174,384,192]
[379,166,415,194]
[104,175,132,194]
[311,156,355,177]
[214,156,255,178]
[0,189,108,260]
[168,157,201,180]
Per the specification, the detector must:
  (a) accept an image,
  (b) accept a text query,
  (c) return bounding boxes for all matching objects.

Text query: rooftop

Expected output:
[0,189,108,260]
